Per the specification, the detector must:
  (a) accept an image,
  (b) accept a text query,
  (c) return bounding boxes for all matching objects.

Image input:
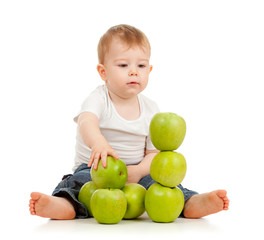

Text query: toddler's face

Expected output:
[98,38,152,100]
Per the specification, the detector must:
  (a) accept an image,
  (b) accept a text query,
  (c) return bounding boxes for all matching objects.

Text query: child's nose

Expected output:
[128,66,138,76]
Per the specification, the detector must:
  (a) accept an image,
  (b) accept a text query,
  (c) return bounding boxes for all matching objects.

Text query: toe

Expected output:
[29,205,36,215]
[216,189,227,198]
[30,192,41,200]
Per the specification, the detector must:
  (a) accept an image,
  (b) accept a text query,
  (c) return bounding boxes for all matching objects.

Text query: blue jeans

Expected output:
[52,163,198,218]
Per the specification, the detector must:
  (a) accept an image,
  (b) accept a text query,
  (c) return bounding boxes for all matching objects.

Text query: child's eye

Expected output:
[118,64,128,68]
[138,64,146,68]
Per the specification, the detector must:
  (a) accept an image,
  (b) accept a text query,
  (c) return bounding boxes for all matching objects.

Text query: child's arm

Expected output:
[77,112,119,169]
[126,149,159,183]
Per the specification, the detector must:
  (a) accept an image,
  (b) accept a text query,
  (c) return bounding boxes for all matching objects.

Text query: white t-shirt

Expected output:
[72,84,159,171]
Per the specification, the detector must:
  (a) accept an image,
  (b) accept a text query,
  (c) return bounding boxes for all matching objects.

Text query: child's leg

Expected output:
[29,163,92,219]
[137,174,157,189]
[177,184,199,202]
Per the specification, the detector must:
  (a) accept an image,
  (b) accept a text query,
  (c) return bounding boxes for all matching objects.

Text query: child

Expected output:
[29,24,229,220]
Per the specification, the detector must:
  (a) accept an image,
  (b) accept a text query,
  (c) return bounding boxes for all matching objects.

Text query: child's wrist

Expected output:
[136,163,147,180]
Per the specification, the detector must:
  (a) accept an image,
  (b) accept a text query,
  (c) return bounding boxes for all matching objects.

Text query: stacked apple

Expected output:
[145,112,187,223]
[78,156,146,224]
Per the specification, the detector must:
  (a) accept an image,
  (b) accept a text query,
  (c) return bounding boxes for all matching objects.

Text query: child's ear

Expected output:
[149,65,153,73]
[97,64,107,82]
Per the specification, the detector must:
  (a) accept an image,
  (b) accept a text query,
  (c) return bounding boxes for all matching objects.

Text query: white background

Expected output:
[1,0,263,239]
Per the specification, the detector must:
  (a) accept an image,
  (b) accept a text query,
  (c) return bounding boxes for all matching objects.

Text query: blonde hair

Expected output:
[97,24,151,64]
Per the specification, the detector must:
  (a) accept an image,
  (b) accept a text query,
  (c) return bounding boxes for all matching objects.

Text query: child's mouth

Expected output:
[127,81,139,85]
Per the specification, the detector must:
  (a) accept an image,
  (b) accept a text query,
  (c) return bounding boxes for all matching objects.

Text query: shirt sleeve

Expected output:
[146,135,156,151]
[73,87,106,123]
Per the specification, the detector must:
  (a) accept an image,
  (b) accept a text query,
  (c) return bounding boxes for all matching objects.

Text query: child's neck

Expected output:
[108,90,140,120]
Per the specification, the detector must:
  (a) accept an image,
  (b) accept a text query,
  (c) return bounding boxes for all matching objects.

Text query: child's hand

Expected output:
[88,141,119,170]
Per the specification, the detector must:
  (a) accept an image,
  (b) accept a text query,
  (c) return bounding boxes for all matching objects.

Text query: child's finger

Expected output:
[93,152,101,169]
[109,149,119,159]
[93,158,99,170]
[101,151,108,168]
[88,153,95,167]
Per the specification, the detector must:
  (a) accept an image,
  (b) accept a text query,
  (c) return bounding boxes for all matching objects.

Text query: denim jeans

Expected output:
[52,163,198,218]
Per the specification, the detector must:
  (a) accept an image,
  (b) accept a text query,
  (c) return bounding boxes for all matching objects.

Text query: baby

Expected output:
[29,24,229,220]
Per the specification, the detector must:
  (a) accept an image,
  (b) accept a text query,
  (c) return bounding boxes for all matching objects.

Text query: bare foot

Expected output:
[183,190,229,219]
[29,192,76,220]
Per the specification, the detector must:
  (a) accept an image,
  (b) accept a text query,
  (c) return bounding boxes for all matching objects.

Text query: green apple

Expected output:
[90,188,127,224]
[78,181,97,217]
[122,183,146,219]
[91,156,127,189]
[145,182,184,223]
[150,151,187,187]
[150,112,186,151]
